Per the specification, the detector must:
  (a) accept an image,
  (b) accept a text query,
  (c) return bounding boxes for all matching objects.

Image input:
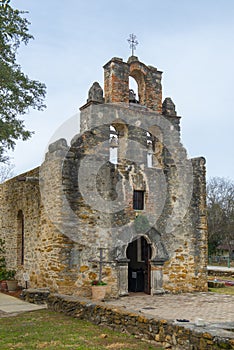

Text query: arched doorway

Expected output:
[126,236,152,294]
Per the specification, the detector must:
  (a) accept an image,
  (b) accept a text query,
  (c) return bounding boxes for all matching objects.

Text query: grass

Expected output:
[0,309,163,350]
[208,274,234,295]
[208,275,234,281]
[209,286,234,295]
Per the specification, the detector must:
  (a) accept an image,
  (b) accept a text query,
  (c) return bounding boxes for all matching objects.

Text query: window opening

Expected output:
[133,190,144,210]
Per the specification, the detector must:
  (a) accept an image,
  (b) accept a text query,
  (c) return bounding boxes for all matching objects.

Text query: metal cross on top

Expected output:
[127,33,139,56]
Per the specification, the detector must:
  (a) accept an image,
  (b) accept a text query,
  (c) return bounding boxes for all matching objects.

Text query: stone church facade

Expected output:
[0,56,208,297]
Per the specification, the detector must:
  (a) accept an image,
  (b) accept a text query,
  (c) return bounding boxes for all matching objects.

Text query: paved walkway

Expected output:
[0,290,234,325]
[106,292,234,323]
[0,292,46,317]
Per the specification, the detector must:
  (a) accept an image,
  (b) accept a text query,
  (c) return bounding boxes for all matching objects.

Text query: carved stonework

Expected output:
[87,82,104,103]
[150,262,164,295]
[162,97,177,116]
[117,259,129,296]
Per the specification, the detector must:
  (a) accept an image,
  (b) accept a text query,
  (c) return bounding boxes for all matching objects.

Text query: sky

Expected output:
[8,0,234,180]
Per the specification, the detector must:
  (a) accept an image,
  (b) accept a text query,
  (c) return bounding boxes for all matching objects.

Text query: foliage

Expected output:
[209,287,234,296]
[0,238,6,270]
[0,309,162,349]
[0,239,7,280]
[0,268,13,281]
[0,0,46,162]
[0,268,16,281]
[0,269,5,281]
[0,268,13,280]
[207,177,234,257]
[0,238,16,280]
[4,268,16,280]
[0,161,14,182]
[91,280,107,286]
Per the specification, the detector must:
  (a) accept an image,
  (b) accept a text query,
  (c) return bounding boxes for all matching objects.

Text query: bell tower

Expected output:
[103,56,163,113]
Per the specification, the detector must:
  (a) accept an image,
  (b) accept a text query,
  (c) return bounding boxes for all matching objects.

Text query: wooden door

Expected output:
[142,237,151,294]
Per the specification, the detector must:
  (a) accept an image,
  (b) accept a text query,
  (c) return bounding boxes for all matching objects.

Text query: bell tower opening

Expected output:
[102,56,162,112]
[129,76,139,103]
[109,125,118,164]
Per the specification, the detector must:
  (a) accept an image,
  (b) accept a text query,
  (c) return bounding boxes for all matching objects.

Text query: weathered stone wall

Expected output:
[21,292,234,350]
[75,102,208,295]
[162,157,208,292]
[0,163,85,295]
[0,104,208,296]
[0,168,41,286]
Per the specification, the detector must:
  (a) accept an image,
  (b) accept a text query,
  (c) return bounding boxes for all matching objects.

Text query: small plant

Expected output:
[0,268,7,281]
[5,269,16,280]
[0,240,16,281]
[0,239,6,270]
[0,269,16,281]
[91,280,107,286]
[0,239,7,281]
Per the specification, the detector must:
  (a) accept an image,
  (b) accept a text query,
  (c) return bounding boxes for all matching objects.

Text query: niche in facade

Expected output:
[17,210,24,265]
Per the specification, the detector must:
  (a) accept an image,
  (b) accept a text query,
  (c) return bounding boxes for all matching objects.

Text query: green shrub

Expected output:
[0,239,6,270]
[0,240,16,280]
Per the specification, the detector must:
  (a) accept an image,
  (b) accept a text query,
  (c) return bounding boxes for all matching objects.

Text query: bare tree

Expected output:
[207,177,234,258]
[0,162,15,183]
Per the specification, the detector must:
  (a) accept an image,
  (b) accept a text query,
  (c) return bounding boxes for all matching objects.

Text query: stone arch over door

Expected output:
[148,228,169,294]
[116,228,169,296]
[148,228,169,261]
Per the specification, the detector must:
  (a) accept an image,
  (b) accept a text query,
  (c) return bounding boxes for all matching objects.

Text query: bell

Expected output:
[147,142,154,154]
[110,136,118,148]
[129,89,136,102]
